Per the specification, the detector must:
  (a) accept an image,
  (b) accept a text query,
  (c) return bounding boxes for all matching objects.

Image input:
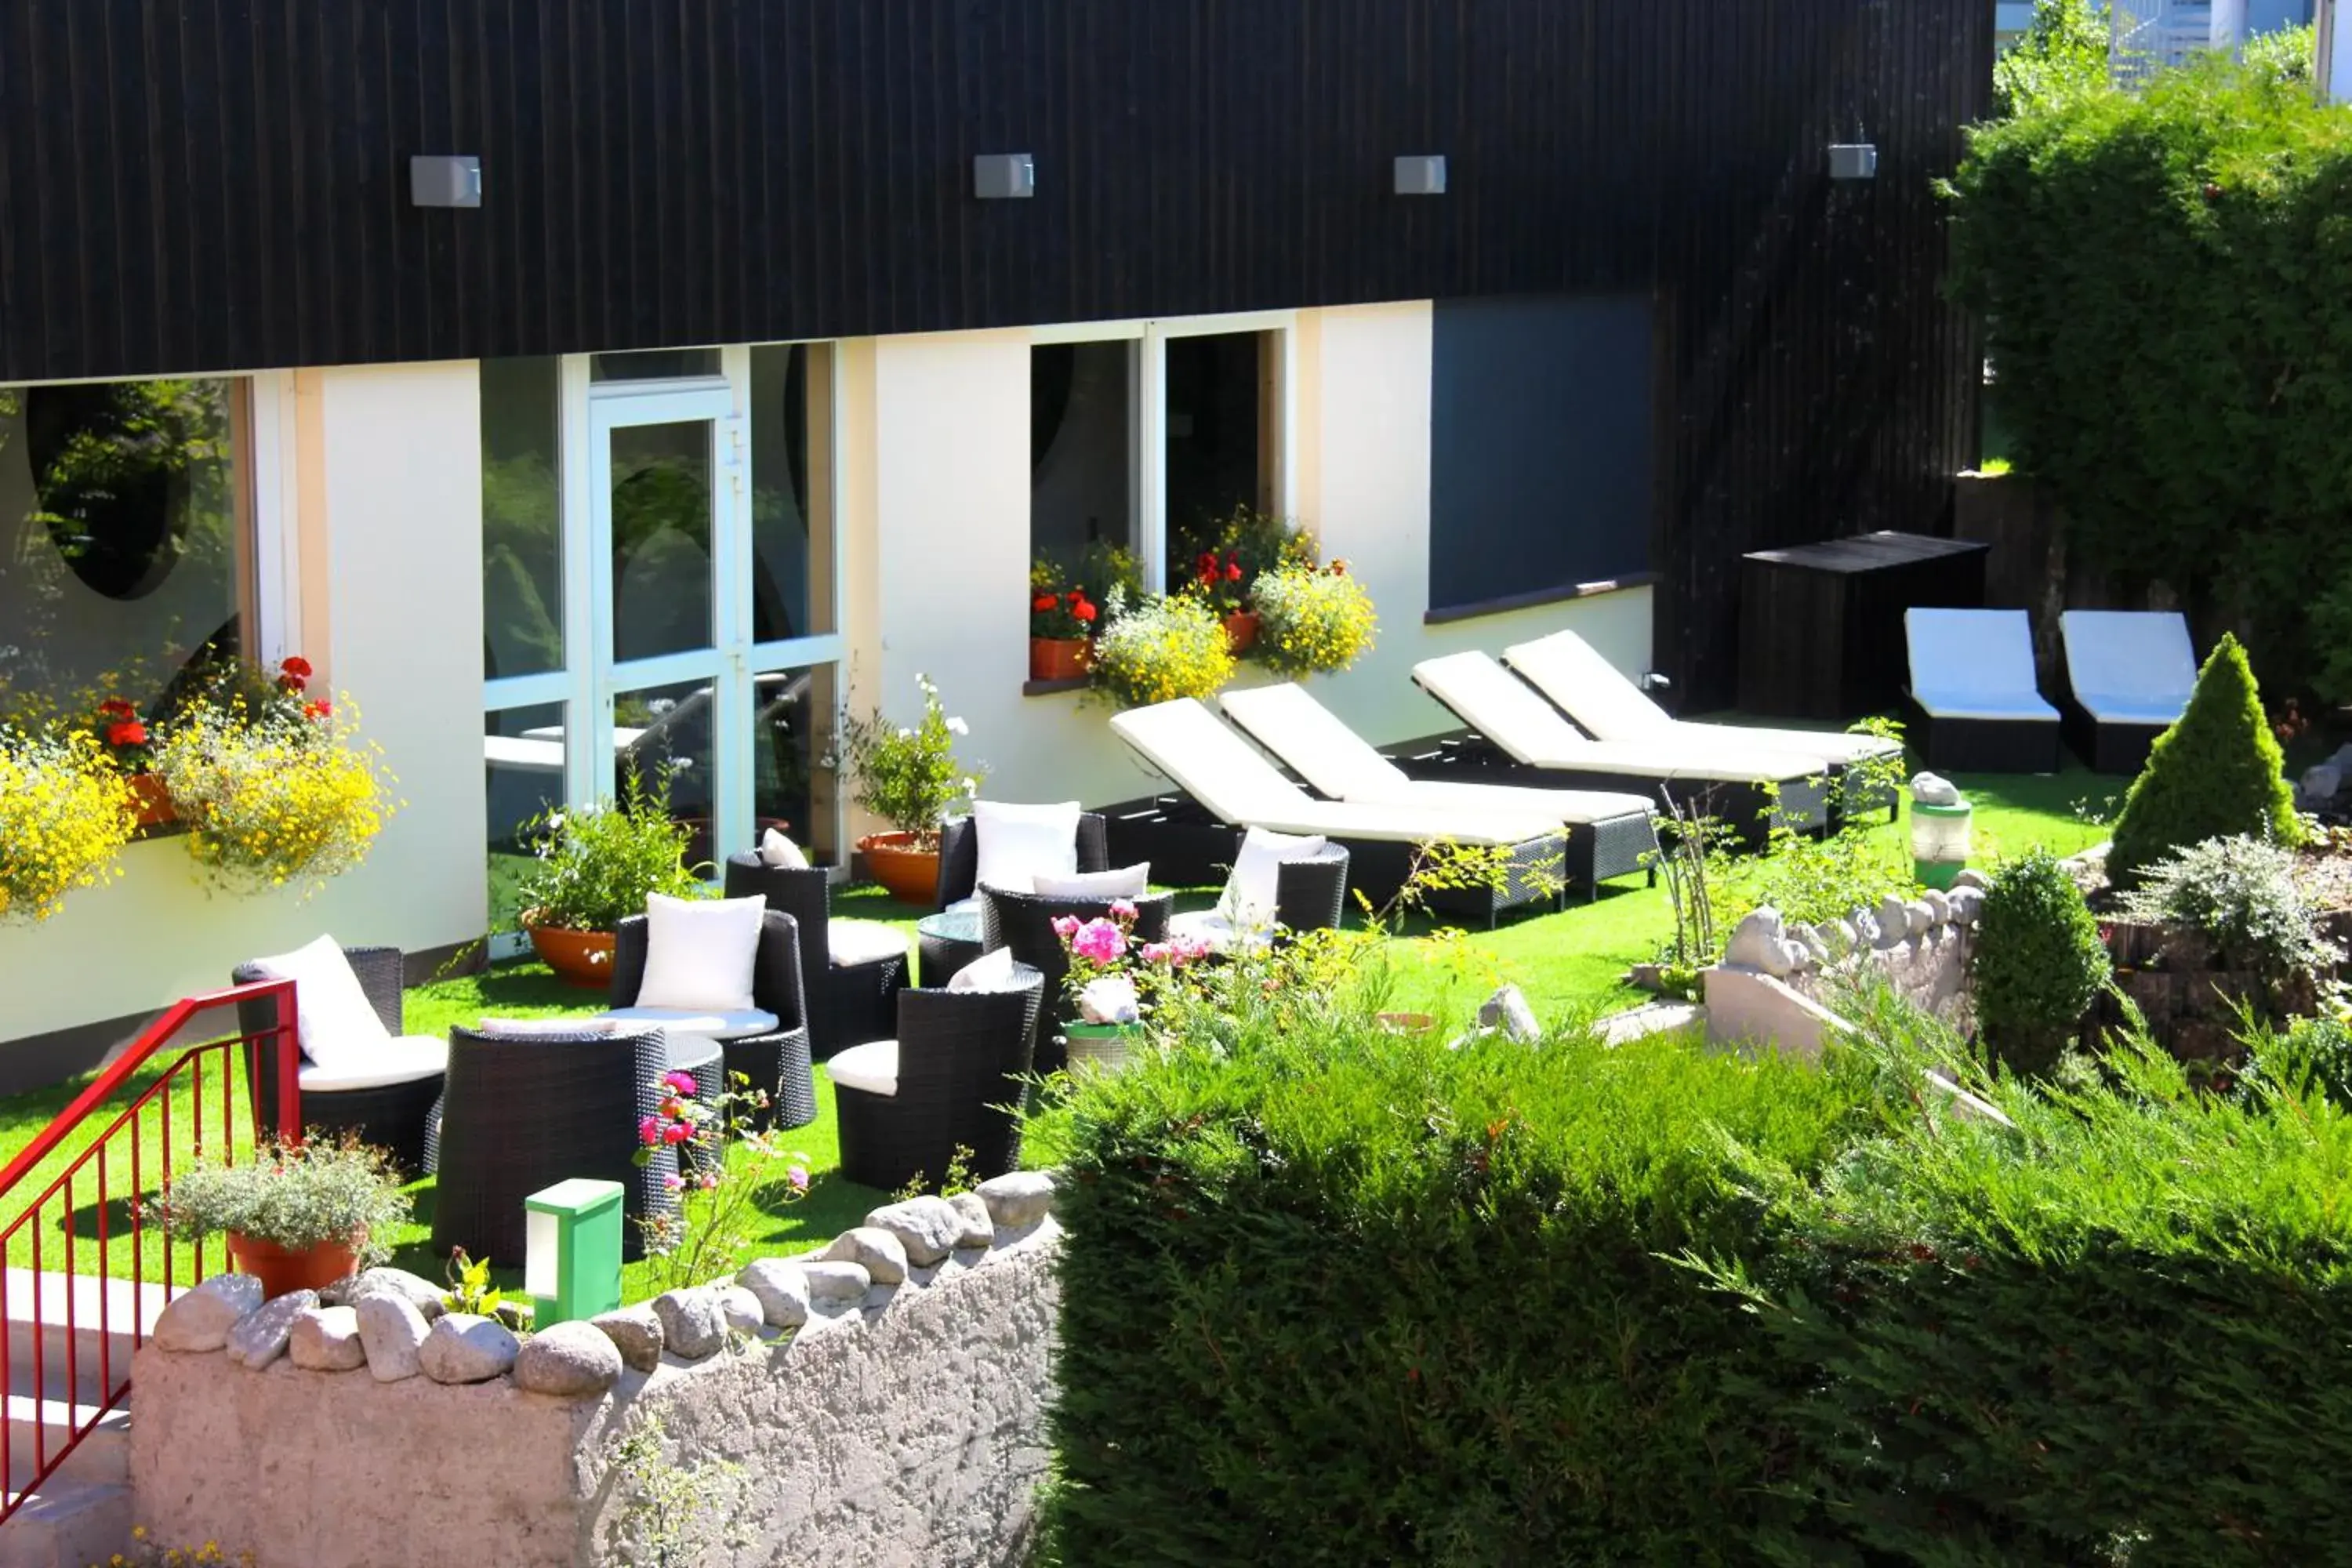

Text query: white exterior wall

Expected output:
[0,363,485,1047]
[853,303,1653,808]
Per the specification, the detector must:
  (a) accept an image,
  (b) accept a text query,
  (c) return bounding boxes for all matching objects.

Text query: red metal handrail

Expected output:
[0,980,301,1521]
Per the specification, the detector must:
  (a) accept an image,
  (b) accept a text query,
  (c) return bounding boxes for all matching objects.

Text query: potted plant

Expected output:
[1053,905,1210,1073]
[1087,589,1238,708]
[0,727,138,924]
[833,674,985,905]
[154,656,399,895]
[512,768,706,986]
[91,696,174,826]
[1250,560,1378,678]
[1029,559,1099,681]
[1185,550,1257,653]
[143,1136,412,1300]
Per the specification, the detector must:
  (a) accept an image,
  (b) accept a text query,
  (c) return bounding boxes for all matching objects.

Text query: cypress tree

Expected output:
[2106,633,2299,887]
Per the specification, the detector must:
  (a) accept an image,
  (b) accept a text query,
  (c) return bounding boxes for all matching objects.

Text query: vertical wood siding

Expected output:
[0,0,1988,704]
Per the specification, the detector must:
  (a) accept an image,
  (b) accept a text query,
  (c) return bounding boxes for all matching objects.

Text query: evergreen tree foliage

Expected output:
[1971,847,2110,1075]
[2107,633,2299,887]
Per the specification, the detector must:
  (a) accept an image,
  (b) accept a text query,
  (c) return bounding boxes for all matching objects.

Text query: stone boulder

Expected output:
[1723,907,1794,975]
[1477,984,1543,1043]
[946,1192,995,1251]
[1911,771,1962,807]
[864,1197,965,1267]
[976,1171,1056,1229]
[419,1313,520,1385]
[287,1305,366,1372]
[652,1287,728,1359]
[514,1321,624,1398]
[354,1294,430,1383]
[801,1261,872,1309]
[152,1273,265,1353]
[227,1290,319,1370]
[717,1285,765,1335]
[823,1226,909,1285]
[590,1306,664,1374]
[330,1267,447,1321]
[738,1260,813,1329]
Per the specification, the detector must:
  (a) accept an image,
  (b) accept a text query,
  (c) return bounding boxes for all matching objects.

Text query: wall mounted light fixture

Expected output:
[410,154,482,208]
[1394,154,1448,196]
[975,154,1036,200]
[1828,143,1879,181]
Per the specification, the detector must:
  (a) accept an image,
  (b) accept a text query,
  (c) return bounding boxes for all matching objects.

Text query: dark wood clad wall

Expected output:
[0,0,1988,706]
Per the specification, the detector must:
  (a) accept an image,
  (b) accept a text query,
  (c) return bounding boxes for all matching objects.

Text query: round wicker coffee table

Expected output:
[915,908,985,988]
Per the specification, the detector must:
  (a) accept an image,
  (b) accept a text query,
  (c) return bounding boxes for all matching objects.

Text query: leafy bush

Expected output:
[157,691,397,895]
[1029,1015,1879,1565]
[513,768,703,933]
[1971,848,2110,1075]
[144,1137,411,1260]
[2107,634,2299,887]
[1946,49,2352,691]
[0,727,136,922]
[830,673,984,848]
[1250,562,1377,677]
[1717,1029,2352,1565]
[2120,833,2339,979]
[1087,590,1236,707]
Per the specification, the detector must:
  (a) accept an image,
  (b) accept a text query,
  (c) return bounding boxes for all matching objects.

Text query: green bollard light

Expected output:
[524,1178,625,1328]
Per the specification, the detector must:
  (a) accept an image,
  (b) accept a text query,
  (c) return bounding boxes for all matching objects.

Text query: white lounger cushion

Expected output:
[1504,630,1902,768]
[1906,609,2060,722]
[2060,611,2194,725]
[296,1035,448,1094]
[1218,684,1653,826]
[1410,653,1828,784]
[1106,699,1561,847]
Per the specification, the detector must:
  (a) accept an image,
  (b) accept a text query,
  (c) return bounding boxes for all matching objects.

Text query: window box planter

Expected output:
[124,771,177,828]
[1029,637,1091,683]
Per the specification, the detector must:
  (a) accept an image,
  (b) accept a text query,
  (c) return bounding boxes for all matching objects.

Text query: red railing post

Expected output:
[272,982,303,1147]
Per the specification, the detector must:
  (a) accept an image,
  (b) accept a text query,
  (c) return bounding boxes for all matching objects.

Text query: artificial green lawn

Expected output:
[0,742,2114,1292]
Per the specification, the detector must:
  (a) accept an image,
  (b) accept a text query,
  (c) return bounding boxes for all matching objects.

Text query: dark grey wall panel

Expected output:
[0,0,1991,706]
[1428,294,1655,612]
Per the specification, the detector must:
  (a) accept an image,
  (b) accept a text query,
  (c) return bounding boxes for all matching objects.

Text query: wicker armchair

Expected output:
[932,811,1113,910]
[607,909,818,1131]
[829,969,1045,1194]
[426,1026,680,1263]
[979,887,1172,1073]
[722,854,906,1061]
[230,945,442,1173]
[1268,842,1352,935]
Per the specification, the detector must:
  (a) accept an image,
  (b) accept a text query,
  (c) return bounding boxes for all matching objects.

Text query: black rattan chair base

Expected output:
[1904,698,2064,774]
[720,1027,818,1131]
[232,946,441,1172]
[2061,699,2165,776]
[834,975,1046,1194]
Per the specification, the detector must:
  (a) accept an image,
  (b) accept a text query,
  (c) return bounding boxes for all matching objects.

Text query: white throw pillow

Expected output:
[947,949,1042,995]
[474,1017,622,1039]
[247,935,391,1073]
[1031,863,1150,900]
[634,893,768,1013]
[971,800,1082,895]
[758,827,811,869]
[1218,829,1326,929]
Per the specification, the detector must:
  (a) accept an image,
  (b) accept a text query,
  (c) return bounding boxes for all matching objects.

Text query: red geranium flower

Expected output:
[1225,561,1243,583]
[1329,559,1348,575]
[1196,552,1217,576]
[97,699,136,720]
[280,655,314,680]
[303,700,332,721]
[107,721,149,748]
[1073,597,1098,623]
[1033,594,1058,613]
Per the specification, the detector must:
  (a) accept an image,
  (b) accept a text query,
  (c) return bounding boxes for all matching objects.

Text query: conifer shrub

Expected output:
[2103,636,2300,890]
[1971,848,2110,1076]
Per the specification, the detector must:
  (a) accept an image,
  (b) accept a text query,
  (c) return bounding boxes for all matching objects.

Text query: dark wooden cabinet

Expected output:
[1737,532,1989,720]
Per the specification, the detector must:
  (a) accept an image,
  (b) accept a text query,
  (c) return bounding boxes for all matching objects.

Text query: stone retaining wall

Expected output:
[129,1174,1062,1568]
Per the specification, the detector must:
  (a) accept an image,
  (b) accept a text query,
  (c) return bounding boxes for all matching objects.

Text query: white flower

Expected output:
[962,777,978,796]
[545,811,566,831]
[896,726,915,741]
[946,717,969,736]
[1077,975,1141,1025]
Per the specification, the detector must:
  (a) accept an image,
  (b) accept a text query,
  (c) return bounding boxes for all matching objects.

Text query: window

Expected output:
[590,349,723,383]
[748,343,835,643]
[1428,296,1655,615]
[1029,341,1138,588]
[1163,330,1277,580]
[481,358,564,681]
[0,377,254,720]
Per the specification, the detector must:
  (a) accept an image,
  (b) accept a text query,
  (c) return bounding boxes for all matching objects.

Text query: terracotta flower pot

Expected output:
[1222,611,1260,655]
[1029,637,1091,682]
[227,1231,364,1300]
[125,772,176,829]
[528,923,619,989]
[858,832,942,906]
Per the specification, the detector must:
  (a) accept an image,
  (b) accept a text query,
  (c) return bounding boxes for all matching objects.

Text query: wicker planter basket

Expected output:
[1062,1022,1145,1075]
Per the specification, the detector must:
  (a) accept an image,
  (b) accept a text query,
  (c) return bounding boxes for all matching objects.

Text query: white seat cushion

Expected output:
[474,1017,623,1039]
[296,1034,446,1093]
[948,950,1042,993]
[1907,608,2059,722]
[246,935,391,1074]
[971,800,1083,894]
[829,918,911,968]
[1030,863,1150,900]
[828,1039,899,1098]
[2061,611,2195,720]
[2074,691,2185,724]
[600,1006,780,1041]
[634,892,767,1012]
[759,827,811,869]
[1503,630,1674,742]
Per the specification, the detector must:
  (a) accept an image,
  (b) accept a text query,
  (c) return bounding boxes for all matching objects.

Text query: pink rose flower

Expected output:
[1051,915,1082,941]
[662,1122,693,1145]
[1109,898,1138,921]
[1140,942,1171,964]
[788,1166,811,1192]
[660,1070,699,1097]
[1071,918,1127,964]
[638,1116,662,1147]
[662,1173,684,1191]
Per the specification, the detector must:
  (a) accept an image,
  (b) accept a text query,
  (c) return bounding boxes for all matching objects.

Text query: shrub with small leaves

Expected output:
[1250,562,1377,677]
[1972,848,2111,1075]
[2120,833,2340,982]
[2107,634,2300,888]
[1087,589,1236,708]
[0,727,136,923]
[140,1136,411,1261]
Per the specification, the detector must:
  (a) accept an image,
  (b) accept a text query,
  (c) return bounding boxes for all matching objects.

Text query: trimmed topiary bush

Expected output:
[2107,633,2299,888]
[1971,848,2109,1076]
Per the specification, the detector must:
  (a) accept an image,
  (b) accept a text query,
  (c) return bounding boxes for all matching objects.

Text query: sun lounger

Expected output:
[2058,610,2194,775]
[1902,608,2063,773]
[1218,683,1659,899]
[1501,628,1902,821]
[1406,652,1831,841]
[1102,698,1573,923]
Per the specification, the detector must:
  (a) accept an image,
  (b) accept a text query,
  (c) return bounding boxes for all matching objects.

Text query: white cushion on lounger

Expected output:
[1410,655,1828,783]
[296,1035,447,1093]
[2061,611,2195,724]
[827,1039,898,1098]
[600,1006,779,1041]
[1219,684,1653,822]
[829,919,911,967]
[1906,609,2060,722]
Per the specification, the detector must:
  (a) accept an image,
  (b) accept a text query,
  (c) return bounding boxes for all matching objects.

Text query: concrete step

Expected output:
[3,1398,129,1490]
[0,1479,129,1568]
[1,1270,164,1404]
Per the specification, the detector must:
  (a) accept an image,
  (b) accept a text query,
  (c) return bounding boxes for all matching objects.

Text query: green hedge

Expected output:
[1030,1018,1880,1566]
[1036,1009,2352,1566]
